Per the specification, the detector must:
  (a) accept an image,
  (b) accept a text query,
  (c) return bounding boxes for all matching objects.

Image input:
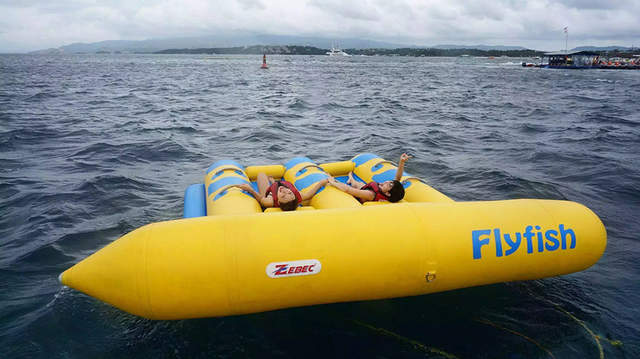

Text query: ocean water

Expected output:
[1,54,639,358]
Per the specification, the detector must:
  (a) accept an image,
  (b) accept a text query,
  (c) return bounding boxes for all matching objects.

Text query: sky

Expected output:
[1,0,639,52]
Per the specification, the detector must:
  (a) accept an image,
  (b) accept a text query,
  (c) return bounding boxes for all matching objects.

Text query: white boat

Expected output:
[326,44,351,57]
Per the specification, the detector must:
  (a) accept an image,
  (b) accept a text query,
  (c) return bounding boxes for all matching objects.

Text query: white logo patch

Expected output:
[266,259,322,278]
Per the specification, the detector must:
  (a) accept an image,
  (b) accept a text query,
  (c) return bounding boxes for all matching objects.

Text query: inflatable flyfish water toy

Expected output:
[59,154,606,320]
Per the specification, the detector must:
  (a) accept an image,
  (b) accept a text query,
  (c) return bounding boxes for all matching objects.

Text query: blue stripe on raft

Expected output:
[285,157,312,170]
[352,153,379,167]
[334,175,349,184]
[213,189,253,201]
[295,173,328,191]
[371,163,385,172]
[372,169,396,183]
[211,169,244,181]
[184,184,206,218]
[206,160,243,174]
[402,180,412,189]
[297,165,325,177]
[207,177,249,195]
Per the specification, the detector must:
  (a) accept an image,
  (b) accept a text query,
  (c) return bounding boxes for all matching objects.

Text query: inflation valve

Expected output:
[425,272,436,283]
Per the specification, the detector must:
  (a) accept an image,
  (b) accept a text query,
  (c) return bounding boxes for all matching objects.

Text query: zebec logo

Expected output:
[266,259,321,278]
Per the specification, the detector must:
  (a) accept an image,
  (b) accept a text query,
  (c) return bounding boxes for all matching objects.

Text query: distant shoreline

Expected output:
[153,45,545,57]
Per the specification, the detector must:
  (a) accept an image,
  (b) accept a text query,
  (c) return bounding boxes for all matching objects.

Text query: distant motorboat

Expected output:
[326,46,351,57]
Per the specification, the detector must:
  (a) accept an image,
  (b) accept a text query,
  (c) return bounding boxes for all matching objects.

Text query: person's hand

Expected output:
[327,177,338,186]
[399,153,412,162]
[320,178,329,186]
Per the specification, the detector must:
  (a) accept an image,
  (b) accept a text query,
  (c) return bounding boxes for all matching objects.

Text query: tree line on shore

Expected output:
[154,45,543,57]
[153,45,640,58]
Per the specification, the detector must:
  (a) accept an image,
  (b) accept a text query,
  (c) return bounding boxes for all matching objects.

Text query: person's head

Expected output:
[277,186,298,211]
[379,180,405,203]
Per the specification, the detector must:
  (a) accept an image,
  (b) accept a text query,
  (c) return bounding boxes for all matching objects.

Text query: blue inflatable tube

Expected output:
[183,184,206,218]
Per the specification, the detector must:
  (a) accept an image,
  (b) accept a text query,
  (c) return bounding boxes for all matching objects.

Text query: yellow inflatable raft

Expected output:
[59,154,606,320]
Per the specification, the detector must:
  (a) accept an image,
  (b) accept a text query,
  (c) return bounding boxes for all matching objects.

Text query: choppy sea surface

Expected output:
[1,54,639,358]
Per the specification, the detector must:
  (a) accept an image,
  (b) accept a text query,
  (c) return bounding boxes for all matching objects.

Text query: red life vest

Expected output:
[360,182,390,203]
[265,180,302,207]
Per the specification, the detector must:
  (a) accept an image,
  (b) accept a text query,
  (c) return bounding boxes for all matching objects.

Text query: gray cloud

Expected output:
[237,0,266,10]
[0,0,638,52]
[308,0,381,21]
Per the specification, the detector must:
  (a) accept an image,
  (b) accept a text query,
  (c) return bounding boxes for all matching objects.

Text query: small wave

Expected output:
[71,142,120,158]
[70,139,193,165]
[142,125,198,134]
[114,93,137,100]
[518,123,548,134]
[267,143,284,152]
[8,245,75,273]
[0,128,62,146]
[74,175,152,213]
[565,94,601,102]
[23,91,59,102]
[456,168,567,200]
[321,101,359,110]
[454,114,474,123]
[239,129,280,143]
[210,82,231,88]
[585,113,639,127]
[86,99,111,106]
[133,108,167,116]
[288,98,310,110]
[525,108,550,117]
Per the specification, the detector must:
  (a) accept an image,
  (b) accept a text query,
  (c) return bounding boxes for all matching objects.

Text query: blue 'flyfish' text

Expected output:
[472,225,576,259]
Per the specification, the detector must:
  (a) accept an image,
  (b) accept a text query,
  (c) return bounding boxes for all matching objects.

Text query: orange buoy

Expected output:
[261,54,268,69]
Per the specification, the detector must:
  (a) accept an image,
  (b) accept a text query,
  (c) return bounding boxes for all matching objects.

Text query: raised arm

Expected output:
[328,177,375,202]
[235,183,274,207]
[395,153,411,181]
[301,178,330,201]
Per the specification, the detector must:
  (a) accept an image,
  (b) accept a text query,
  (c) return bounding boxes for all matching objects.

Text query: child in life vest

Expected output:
[328,153,410,203]
[235,173,328,211]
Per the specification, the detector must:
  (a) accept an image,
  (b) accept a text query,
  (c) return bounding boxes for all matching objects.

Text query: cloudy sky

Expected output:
[1,0,639,52]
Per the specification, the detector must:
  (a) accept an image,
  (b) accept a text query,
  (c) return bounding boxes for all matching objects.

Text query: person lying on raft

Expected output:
[328,153,411,203]
[235,173,329,211]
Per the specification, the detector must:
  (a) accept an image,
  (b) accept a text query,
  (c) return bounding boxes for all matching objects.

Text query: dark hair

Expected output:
[388,180,405,203]
[279,198,299,211]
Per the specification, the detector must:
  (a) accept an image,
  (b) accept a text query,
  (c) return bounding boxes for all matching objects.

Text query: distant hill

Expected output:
[347,47,543,57]
[156,45,327,55]
[431,44,528,51]
[30,33,546,54]
[32,34,407,54]
[29,48,65,55]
